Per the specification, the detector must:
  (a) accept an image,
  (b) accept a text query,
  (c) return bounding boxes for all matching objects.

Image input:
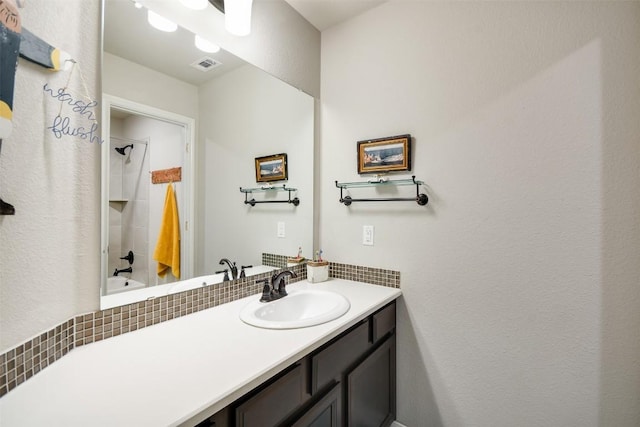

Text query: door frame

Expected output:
[100,94,195,297]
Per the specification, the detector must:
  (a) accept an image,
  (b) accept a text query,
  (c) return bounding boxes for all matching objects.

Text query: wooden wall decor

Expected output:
[151,167,182,184]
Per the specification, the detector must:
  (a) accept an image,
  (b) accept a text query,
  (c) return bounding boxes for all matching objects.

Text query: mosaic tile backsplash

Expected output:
[0,256,400,397]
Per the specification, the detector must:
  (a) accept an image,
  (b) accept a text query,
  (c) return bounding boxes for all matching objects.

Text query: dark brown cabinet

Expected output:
[235,363,308,427]
[311,320,370,394]
[291,382,342,427]
[197,301,397,427]
[347,335,396,427]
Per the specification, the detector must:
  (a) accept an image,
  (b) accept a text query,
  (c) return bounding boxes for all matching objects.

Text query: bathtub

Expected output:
[106,276,146,295]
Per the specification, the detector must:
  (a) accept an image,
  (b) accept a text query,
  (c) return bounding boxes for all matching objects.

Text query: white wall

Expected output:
[199,64,314,273]
[103,52,199,120]
[320,2,640,426]
[0,0,101,351]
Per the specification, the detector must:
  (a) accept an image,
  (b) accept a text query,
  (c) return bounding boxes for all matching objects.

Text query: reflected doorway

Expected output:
[101,95,195,298]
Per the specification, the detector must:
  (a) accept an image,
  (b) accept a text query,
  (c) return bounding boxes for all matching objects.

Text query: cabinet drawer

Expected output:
[372,302,395,343]
[311,321,370,393]
[235,363,305,427]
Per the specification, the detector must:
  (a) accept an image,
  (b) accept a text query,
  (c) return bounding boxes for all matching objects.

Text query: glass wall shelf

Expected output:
[335,175,428,206]
[239,185,299,206]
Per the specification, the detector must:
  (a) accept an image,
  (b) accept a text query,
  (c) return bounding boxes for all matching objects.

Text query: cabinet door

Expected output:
[291,382,342,427]
[346,336,396,427]
[311,320,370,393]
[235,363,306,427]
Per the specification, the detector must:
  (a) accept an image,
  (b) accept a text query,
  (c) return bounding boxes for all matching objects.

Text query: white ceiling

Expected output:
[103,0,385,87]
[284,0,387,31]
[103,0,246,86]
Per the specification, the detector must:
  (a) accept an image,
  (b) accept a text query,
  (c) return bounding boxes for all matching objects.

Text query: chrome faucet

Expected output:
[258,270,297,302]
[219,258,238,280]
[113,266,132,276]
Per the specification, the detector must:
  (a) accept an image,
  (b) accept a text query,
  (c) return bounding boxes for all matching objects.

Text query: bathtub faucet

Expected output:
[113,267,133,276]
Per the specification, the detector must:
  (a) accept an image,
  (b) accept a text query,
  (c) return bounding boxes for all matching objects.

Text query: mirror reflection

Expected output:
[101,0,314,308]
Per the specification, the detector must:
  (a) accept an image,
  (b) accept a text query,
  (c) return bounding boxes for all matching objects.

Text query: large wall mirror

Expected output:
[101,0,314,308]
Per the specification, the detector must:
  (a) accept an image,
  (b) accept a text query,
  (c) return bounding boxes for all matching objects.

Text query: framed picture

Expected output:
[255,153,288,182]
[357,134,411,174]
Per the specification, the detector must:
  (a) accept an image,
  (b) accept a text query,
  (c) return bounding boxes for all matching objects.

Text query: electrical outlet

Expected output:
[277,221,285,238]
[363,225,374,246]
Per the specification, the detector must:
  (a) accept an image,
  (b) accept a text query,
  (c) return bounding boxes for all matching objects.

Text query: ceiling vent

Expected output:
[190,57,223,72]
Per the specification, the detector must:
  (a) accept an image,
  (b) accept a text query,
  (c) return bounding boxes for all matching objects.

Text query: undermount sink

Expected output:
[240,289,351,329]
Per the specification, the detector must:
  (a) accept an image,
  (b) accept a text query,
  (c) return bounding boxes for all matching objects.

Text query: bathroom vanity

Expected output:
[0,279,400,427]
[201,301,396,427]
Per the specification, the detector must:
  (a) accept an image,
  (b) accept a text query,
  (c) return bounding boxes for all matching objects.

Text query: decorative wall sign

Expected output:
[255,153,288,182]
[0,0,79,215]
[151,167,182,184]
[43,77,102,144]
[357,134,411,174]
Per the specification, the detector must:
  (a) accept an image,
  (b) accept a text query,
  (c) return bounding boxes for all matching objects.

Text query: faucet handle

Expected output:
[257,278,272,302]
[240,265,253,279]
[215,269,230,281]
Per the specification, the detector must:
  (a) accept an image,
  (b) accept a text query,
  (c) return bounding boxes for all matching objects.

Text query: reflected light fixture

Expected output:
[147,10,177,32]
[133,1,143,9]
[179,0,208,10]
[225,0,253,37]
[195,35,221,53]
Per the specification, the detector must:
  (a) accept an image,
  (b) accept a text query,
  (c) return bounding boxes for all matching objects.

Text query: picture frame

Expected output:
[255,153,288,182]
[357,134,411,174]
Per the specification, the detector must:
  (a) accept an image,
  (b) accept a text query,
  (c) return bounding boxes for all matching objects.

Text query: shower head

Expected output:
[115,144,133,156]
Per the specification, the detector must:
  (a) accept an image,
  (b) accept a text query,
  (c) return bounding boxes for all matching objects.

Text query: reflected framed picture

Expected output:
[357,134,411,174]
[255,153,288,182]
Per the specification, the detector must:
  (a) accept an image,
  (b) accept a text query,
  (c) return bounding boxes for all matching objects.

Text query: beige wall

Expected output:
[320,2,640,426]
[0,0,101,350]
[102,52,199,120]
[198,64,314,273]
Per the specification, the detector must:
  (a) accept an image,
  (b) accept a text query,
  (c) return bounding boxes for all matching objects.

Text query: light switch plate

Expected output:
[363,225,374,246]
[277,221,285,238]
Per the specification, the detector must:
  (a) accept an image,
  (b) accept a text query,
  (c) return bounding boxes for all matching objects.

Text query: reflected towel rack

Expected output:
[335,176,428,206]
[240,185,300,206]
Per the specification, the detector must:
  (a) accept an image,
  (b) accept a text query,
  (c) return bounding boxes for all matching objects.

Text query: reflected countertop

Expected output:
[101,265,277,310]
[0,279,401,426]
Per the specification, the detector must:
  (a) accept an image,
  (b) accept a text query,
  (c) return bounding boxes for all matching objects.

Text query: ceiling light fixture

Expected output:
[133,1,143,9]
[179,0,208,10]
[224,0,253,37]
[195,35,221,53]
[147,10,178,32]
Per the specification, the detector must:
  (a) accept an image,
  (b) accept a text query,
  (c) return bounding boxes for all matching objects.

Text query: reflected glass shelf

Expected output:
[239,184,300,206]
[335,176,423,189]
[239,184,297,193]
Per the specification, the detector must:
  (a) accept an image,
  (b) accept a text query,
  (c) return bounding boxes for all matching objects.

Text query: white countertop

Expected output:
[0,279,401,427]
